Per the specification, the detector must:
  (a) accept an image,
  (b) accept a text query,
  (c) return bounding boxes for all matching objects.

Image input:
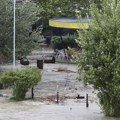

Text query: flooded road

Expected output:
[0,63,119,120]
[0,98,119,120]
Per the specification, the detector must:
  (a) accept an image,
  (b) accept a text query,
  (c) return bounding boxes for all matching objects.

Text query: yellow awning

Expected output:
[49,18,93,29]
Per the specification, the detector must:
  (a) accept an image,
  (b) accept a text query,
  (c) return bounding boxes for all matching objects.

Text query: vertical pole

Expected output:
[86,94,89,108]
[13,0,16,69]
[57,91,59,104]
[31,88,34,99]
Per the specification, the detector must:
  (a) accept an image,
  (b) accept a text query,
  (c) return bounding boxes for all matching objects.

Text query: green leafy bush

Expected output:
[51,36,63,50]
[76,0,120,117]
[51,34,78,50]
[0,67,41,101]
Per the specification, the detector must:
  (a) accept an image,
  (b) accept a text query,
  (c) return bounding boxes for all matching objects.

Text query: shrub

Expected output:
[51,36,63,50]
[0,67,41,101]
[76,0,120,117]
[51,34,78,50]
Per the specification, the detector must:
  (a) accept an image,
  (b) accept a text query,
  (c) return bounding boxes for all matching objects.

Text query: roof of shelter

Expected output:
[49,18,93,29]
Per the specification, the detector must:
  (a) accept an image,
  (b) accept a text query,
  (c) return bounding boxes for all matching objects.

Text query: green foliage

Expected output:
[33,0,103,42]
[0,0,42,62]
[15,0,43,59]
[76,0,120,117]
[0,67,41,101]
[0,0,13,61]
[34,0,92,33]
[51,35,78,50]
[51,36,63,50]
[34,0,103,18]
[34,0,90,18]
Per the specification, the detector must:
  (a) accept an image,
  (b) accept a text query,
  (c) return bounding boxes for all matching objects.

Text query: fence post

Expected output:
[57,91,59,104]
[86,94,89,108]
[31,87,34,99]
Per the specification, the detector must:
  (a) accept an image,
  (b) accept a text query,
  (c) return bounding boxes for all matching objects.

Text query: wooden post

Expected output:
[31,87,34,99]
[57,91,59,104]
[86,94,89,108]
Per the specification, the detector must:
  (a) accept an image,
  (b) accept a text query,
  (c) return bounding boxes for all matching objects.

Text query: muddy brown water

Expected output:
[0,63,119,120]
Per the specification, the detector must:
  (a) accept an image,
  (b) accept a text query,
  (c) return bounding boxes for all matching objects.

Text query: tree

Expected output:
[34,0,90,19]
[0,0,13,62]
[0,67,41,101]
[76,0,120,117]
[32,0,102,40]
[34,0,103,20]
[15,0,42,59]
[0,0,42,62]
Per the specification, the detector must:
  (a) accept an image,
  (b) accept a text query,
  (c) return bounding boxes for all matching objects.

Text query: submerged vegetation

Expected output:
[0,67,41,101]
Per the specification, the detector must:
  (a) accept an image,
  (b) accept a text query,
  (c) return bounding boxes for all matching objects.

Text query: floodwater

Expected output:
[0,98,119,120]
[0,63,119,120]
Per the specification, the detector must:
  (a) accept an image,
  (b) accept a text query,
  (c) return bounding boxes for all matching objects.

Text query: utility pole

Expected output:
[13,0,16,69]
